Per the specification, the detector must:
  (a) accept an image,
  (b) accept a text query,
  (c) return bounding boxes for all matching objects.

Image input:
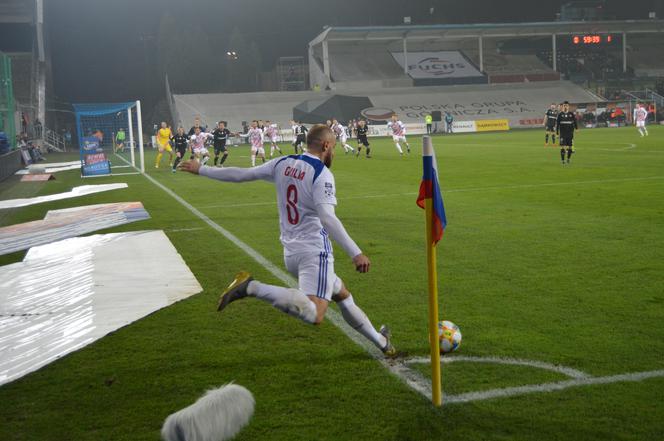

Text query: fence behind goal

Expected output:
[73,101,145,177]
[0,52,16,153]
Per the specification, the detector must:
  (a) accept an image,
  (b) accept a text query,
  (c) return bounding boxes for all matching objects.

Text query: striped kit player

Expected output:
[239,120,266,167]
[387,114,411,155]
[331,119,355,154]
[633,103,649,137]
[264,120,283,157]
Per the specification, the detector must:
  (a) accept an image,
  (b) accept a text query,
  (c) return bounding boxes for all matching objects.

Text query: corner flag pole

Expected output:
[423,136,442,406]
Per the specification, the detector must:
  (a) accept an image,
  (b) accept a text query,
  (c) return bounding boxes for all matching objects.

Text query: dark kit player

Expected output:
[293,121,308,154]
[171,126,190,172]
[556,101,578,165]
[544,103,558,146]
[212,121,232,166]
[356,120,371,158]
[188,116,206,137]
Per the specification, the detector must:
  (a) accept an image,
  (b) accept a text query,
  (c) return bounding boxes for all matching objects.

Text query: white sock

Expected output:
[201,156,209,165]
[344,143,354,152]
[337,294,386,350]
[248,281,317,324]
[395,143,403,154]
[644,128,648,136]
[251,154,256,167]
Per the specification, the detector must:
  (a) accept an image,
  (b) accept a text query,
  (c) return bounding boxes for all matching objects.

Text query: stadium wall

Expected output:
[0,149,22,181]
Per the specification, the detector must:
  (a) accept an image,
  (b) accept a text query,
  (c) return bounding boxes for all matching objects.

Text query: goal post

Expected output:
[73,101,145,176]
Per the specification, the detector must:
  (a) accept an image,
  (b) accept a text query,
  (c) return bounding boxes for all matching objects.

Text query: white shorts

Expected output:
[392,135,407,143]
[338,135,348,144]
[636,121,646,128]
[285,252,340,301]
[251,146,266,155]
[193,147,208,155]
[270,136,278,143]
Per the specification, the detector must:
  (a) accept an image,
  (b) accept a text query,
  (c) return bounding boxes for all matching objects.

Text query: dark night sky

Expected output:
[43,0,663,106]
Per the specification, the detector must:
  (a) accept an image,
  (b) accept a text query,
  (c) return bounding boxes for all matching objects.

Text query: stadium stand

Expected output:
[172,80,600,131]
[170,20,664,134]
[326,43,411,83]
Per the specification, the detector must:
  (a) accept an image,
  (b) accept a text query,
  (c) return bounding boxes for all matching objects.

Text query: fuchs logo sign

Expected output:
[415,57,464,76]
[391,51,484,80]
[360,107,395,121]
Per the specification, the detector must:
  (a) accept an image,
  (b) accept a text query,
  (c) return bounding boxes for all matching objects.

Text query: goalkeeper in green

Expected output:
[115,128,126,153]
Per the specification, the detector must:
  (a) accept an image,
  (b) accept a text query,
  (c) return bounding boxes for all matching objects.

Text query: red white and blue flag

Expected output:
[416,142,447,244]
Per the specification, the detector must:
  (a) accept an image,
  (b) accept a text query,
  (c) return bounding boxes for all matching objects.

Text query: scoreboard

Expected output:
[571,34,615,45]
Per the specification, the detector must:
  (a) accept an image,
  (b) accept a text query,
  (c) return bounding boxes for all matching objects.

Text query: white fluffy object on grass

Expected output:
[161,383,255,441]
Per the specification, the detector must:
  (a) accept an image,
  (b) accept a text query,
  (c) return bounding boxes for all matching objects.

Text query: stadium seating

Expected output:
[321,38,560,87]
[327,44,411,84]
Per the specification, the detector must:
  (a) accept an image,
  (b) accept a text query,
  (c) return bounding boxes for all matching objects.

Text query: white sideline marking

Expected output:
[167,227,205,233]
[444,369,664,404]
[405,355,589,379]
[198,175,664,209]
[81,172,140,178]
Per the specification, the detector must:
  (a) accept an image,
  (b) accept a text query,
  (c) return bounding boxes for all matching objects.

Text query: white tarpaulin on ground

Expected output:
[0,231,202,386]
[0,184,128,210]
[390,51,484,79]
[0,202,149,255]
[15,161,83,175]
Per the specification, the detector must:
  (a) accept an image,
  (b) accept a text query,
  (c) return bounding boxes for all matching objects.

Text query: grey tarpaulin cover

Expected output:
[0,201,149,255]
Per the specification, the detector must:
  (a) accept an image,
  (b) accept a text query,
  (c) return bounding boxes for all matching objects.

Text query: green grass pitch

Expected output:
[1,126,663,440]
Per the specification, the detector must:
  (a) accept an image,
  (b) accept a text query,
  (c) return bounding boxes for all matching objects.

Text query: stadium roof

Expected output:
[309,20,664,45]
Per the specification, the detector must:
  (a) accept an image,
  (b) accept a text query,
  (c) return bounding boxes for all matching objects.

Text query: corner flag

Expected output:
[416,136,447,407]
[417,139,447,244]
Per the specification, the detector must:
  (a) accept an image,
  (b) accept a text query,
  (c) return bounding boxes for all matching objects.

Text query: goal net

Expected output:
[73,101,145,177]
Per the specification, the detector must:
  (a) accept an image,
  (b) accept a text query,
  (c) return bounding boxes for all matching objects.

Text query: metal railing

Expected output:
[43,127,66,152]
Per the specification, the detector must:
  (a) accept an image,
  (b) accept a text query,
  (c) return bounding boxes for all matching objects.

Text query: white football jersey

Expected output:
[265,124,278,138]
[250,153,336,256]
[242,128,263,148]
[190,132,213,149]
[388,120,406,136]
[634,107,648,122]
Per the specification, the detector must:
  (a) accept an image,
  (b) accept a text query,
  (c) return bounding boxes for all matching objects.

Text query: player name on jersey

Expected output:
[284,166,306,181]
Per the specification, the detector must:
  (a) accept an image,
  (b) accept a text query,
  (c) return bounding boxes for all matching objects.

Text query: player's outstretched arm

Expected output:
[317,203,369,273]
[180,160,274,183]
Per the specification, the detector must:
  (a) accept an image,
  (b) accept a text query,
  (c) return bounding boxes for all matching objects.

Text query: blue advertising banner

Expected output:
[80,136,111,176]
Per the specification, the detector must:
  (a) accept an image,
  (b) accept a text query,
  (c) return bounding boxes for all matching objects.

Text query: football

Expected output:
[438,320,462,354]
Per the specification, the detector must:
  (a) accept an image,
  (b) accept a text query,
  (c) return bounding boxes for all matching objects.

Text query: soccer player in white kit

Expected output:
[264,120,283,157]
[331,119,355,154]
[633,103,649,137]
[180,125,396,356]
[239,120,266,166]
[387,114,411,155]
[190,127,213,165]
